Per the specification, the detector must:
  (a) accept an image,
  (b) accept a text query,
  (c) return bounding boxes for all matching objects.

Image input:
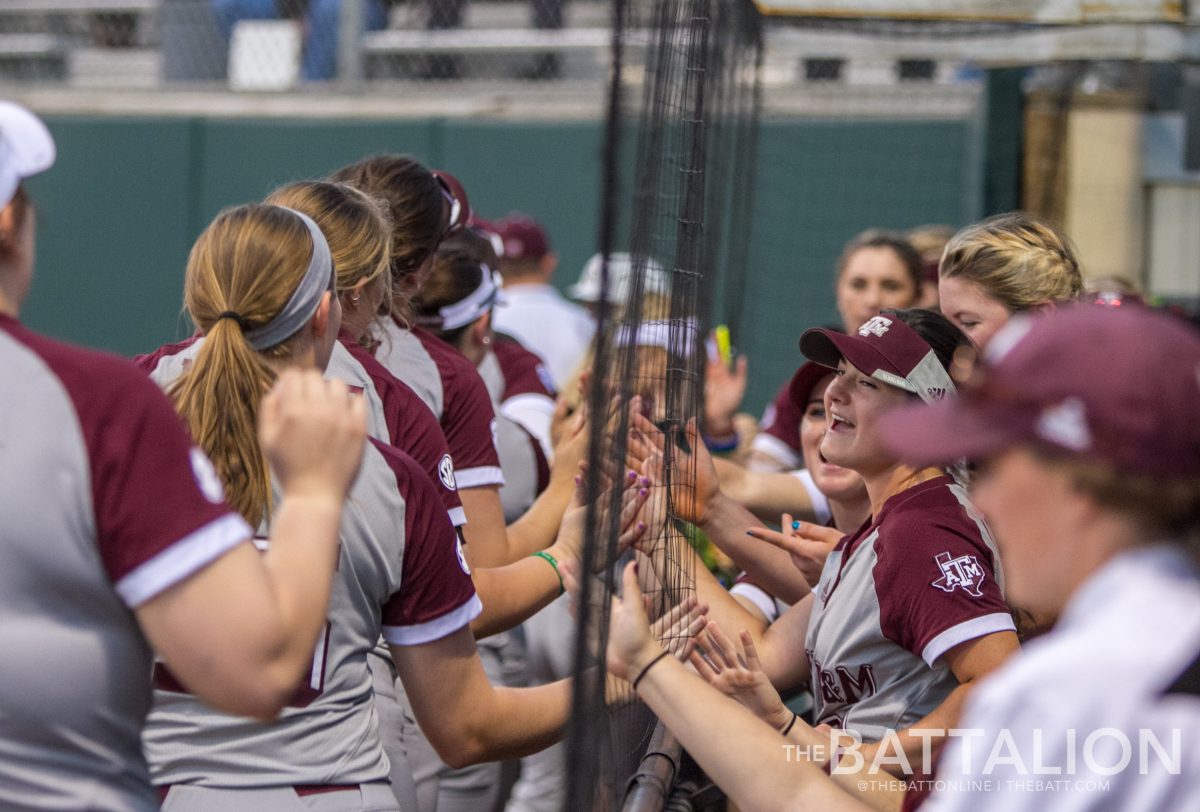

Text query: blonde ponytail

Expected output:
[170,204,315,526]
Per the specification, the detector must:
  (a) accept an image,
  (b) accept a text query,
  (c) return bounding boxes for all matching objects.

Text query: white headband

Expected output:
[616,319,697,357]
[417,266,501,331]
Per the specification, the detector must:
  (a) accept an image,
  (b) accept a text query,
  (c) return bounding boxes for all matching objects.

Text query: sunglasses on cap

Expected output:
[432,170,469,242]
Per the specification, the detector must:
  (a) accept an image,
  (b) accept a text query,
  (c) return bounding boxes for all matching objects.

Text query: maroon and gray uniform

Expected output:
[145,437,479,793]
[328,332,465,525]
[0,316,250,811]
[805,476,1014,740]
[136,334,463,525]
[477,337,553,522]
[373,320,504,491]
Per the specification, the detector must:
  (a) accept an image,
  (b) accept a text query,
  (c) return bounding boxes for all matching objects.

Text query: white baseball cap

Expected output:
[569,252,669,303]
[0,101,55,209]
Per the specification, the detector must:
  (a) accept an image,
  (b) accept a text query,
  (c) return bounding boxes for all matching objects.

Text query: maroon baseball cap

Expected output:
[800,313,955,405]
[880,305,1200,477]
[788,361,836,411]
[493,213,550,261]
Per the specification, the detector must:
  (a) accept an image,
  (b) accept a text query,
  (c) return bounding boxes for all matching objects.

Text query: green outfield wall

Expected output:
[22,111,1000,414]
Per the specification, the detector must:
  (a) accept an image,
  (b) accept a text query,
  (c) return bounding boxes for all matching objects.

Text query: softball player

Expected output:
[143,202,582,811]
[609,304,1200,812]
[0,103,364,812]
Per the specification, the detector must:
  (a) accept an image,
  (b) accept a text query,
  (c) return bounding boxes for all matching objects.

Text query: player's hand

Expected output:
[704,339,748,438]
[259,369,366,508]
[628,415,719,526]
[555,469,649,568]
[690,622,791,731]
[549,392,589,483]
[747,514,842,588]
[606,593,707,706]
[606,562,662,683]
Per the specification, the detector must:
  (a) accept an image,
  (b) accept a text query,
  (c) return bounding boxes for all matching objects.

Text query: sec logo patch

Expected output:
[438,454,457,491]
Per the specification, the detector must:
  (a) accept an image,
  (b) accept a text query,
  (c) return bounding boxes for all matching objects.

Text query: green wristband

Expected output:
[532,551,564,595]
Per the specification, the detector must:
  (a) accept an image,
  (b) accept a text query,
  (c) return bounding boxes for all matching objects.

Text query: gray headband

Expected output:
[244,207,335,351]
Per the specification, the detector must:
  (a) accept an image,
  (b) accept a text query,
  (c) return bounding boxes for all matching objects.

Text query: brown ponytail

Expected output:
[169,204,315,526]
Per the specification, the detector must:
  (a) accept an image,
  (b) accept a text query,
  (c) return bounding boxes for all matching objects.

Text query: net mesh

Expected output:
[563,1,762,809]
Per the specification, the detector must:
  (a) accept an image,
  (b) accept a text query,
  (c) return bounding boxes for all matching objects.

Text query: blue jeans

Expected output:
[212,0,387,81]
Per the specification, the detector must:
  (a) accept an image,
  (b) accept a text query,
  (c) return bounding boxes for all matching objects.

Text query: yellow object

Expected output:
[714,324,732,368]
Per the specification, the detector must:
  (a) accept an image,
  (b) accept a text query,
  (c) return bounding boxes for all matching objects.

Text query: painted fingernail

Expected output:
[792,520,801,530]
[574,475,582,485]
[634,562,640,575]
[640,477,652,487]
[627,470,638,481]
[746,530,755,536]
[636,521,646,531]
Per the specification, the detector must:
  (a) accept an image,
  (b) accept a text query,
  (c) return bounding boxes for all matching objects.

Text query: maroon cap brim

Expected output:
[879,397,1036,467]
[799,327,895,380]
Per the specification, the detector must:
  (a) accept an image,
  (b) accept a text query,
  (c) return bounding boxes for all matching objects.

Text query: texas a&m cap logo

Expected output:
[858,315,892,338]
[931,551,986,598]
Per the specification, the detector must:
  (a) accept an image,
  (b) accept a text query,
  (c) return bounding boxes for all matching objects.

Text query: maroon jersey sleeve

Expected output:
[131,334,201,375]
[31,330,249,607]
[377,443,482,646]
[875,481,1015,667]
[759,376,803,452]
[414,328,504,490]
[494,334,557,400]
[342,338,465,525]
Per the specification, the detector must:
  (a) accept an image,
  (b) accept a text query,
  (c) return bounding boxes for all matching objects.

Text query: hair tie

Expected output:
[216,311,246,329]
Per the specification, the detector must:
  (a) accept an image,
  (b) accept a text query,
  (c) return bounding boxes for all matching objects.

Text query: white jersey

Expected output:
[0,316,250,812]
[920,546,1200,812]
[490,283,594,391]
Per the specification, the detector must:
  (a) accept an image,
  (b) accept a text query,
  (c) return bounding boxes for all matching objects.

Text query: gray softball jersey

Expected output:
[0,315,250,811]
[806,476,1015,742]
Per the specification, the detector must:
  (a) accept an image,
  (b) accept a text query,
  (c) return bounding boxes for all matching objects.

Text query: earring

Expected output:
[350,294,361,305]
[481,335,492,346]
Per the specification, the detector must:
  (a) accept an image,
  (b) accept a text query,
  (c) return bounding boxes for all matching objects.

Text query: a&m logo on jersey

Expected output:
[438,453,457,491]
[931,551,986,598]
[858,316,892,338]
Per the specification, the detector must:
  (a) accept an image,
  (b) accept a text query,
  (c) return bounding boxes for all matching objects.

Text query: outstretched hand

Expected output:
[690,621,792,732]
[626,412,720,527]
[746,513,842,588]
[704,342,748,438]
[554,469,650,567]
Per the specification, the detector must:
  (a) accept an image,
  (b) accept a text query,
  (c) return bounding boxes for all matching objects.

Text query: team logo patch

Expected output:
[931,551,986,597]
[438,453,457,491]
[1035,397,1091,451]
[455,531,471,575]
[189,447,226,504]
[858,315,892,338]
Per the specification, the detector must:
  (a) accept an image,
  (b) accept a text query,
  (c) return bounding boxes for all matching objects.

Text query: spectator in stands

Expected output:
[422,0,566,79]
[489,213,594,391]
[211,0,389,81]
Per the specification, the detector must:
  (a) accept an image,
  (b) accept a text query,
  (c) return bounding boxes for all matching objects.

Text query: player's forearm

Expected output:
[633,646,866,812]
[506,472,575,559]
[645,536,768,649]
[468,545,568,638]
[701,493,811,603]
[455,679,572,766]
